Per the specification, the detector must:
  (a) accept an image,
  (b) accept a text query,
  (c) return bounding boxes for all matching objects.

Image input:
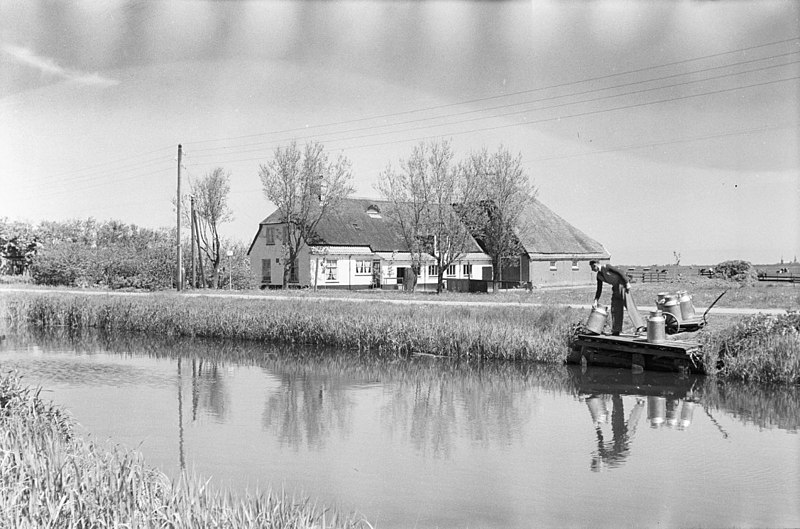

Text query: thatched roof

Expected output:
[517,199,609,259]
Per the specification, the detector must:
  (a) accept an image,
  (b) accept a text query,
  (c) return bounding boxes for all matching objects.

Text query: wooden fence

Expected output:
[627,269,671,283]
[757,272,800,283]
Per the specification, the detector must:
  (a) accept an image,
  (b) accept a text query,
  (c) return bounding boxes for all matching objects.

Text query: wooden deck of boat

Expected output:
[570,333,704,374]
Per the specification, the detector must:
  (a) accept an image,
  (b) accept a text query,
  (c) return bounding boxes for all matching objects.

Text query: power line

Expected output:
[185,49,798,158]
[182,36,800,147]
[181,72,799,166]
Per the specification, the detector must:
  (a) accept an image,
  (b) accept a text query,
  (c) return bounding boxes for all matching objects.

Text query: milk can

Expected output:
[662,297,682,323]
[678,291,696,320]
[656,292,670,311]
[647,310,666,343]
[585,305,609,334]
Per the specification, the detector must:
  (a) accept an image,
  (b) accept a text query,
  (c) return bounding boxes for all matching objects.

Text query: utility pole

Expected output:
[176,144,183,291]
[190,194,196,289]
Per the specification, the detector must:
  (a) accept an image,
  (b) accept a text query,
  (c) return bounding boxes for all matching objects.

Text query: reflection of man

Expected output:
[587,394,645,471]
[590,260,645,336]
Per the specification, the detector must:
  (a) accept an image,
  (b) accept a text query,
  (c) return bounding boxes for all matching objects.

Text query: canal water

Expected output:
[1,330,798,528]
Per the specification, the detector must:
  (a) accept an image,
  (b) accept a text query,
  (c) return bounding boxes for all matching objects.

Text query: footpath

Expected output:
[0,287,790,316]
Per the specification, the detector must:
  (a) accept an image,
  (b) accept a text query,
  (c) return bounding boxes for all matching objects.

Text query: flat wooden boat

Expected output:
[569,333,704,374]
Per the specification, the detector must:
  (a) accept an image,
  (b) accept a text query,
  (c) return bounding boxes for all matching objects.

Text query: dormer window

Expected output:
[366,205,382,219]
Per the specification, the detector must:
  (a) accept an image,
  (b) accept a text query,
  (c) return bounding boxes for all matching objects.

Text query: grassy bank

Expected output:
[1,290,799,384]
[0,372,370,528]
[0,290,579,362]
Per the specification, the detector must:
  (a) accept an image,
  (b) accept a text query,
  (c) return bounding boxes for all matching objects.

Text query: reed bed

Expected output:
[0,291,580,363]
[0,372,370,528]
[697,312,800,385]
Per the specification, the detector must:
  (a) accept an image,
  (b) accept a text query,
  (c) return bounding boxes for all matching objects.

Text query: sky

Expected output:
[1,0,798,266]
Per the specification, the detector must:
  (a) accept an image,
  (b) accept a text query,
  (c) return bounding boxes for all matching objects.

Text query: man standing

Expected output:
[590,260,645,336]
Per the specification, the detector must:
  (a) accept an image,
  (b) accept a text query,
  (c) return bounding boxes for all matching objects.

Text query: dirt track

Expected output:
[0,287,789,316]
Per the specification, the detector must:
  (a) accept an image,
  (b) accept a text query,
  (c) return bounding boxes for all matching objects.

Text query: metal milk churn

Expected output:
[585,305,609,334]
[656,292,670,311]
[678,290,696,320]
[647,310,666,343]
[662,297,682,323]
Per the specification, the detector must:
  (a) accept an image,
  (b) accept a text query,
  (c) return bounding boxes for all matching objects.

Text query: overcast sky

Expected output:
[1,0,798,265]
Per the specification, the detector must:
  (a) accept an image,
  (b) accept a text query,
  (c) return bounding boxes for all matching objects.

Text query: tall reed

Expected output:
[699,312,800,384]
[1,291,580,362]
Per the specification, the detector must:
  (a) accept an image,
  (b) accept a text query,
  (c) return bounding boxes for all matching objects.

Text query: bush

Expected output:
[30,241,174,290]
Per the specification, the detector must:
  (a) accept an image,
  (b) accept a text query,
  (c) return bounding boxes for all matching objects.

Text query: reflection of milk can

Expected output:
[678,291,696,320]
[678,401,696,430]
[666,399,680,428]
[585,305,609,334]
[647,310,666,343]
[647,396,666,427]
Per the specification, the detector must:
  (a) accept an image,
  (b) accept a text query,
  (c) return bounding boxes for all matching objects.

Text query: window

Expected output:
[325,260,338,281]
[446,264,456,276]
[366,205,382,219]
[549,261,557,271]
[264,227,275,245]
[463,264,472,277]
[289,259,298,283]
[261,259,271,283]
[428,264,438,276]
[572,260,579,271]
[355,260,372,275]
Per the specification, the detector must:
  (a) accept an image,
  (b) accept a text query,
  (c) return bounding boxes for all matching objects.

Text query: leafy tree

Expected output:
[0,218,39,275]
[258,141,354,288]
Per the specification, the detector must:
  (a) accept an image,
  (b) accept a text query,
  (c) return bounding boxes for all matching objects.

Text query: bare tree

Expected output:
[465,146,536,291]
[377,140,481,293]
[191,167,234,288]
[258,141,353,288]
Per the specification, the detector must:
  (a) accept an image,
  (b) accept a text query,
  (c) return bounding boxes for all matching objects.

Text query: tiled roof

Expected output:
[262,198,409,251]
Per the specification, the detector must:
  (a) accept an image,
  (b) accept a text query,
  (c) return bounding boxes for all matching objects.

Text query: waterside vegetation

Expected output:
[1,289,798,384]
[0,372,370,528]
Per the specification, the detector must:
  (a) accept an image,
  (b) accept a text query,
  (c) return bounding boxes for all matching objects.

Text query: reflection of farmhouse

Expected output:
[247,197,609,290]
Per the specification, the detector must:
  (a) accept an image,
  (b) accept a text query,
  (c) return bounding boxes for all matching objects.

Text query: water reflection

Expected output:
[4,328,798,438]
[2,329,798,528]
[572,368,704,471]
[262,363,356,449]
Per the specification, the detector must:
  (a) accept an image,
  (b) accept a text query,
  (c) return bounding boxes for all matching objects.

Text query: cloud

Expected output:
[2,43,118,87]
